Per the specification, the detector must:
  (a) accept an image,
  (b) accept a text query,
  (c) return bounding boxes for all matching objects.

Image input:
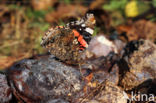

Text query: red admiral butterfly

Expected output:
[41,13,96,64]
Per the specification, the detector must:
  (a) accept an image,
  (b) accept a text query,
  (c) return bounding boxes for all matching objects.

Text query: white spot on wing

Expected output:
[81,24,85,27]
[85,28,94,34]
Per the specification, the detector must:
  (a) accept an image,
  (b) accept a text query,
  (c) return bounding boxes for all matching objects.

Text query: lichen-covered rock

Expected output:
[6,53,121,103]
[7,55,84,103]
[119,40,156,90]
[85,35,125,61]
[80,81,127,103]
[0,73,12,103]
[5,38,156,103]
[87,35,118,57]
[93,64,119,85]
[81,51,120,85]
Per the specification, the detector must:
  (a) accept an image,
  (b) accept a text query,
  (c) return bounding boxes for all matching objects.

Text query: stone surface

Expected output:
[6,53,121,103]
[4,38,156,103]
[0,73,12,103]
[119,40,156,91]
[87,35,118,57]
[83,81,127,103]
[7,55,84,103]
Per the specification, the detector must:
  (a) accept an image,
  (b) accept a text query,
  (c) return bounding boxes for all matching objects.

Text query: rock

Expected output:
[84,52,119,85]
[46,99,69,103]
[81,81,127,103]
[0,73,12,103]
[87,35,118,57]
[7,55,84,103]
[6,53,121,103]
[119,40,156,91]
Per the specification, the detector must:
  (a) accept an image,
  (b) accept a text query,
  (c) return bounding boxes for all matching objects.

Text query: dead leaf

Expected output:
[0,53,30,70]
[31,0,57,10]
[117,20,156,43]
[89,0,106,9]
[45,4,87,23]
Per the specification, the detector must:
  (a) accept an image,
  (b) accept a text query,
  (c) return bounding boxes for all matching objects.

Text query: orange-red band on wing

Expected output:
[72,29,80,37]
[78,35,88,48]
[73,29,88,49]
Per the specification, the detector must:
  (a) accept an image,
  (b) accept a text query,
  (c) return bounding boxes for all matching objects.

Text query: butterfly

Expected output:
[41,13,96,64]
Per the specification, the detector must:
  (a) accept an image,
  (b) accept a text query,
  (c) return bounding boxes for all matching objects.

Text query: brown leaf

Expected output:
[31,0,57,10]
[0,53,29,70]
[89,0,106,9]
[117,20,156,42]
[45,4,87,23]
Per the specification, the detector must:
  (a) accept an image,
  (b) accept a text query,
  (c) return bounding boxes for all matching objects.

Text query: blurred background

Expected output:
[0,0,156,69]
